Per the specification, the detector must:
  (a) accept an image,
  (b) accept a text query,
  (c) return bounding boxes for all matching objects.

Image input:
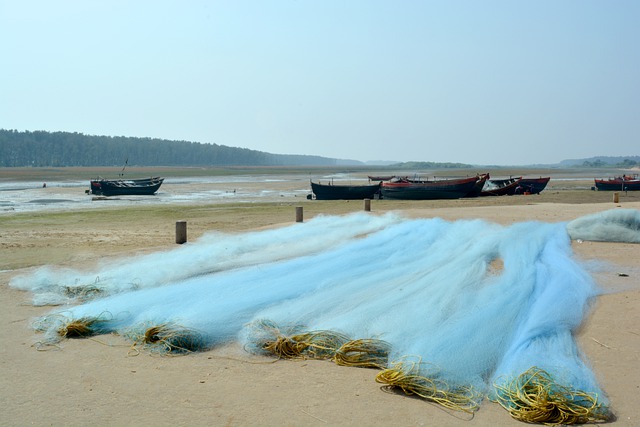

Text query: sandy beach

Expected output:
[1,177,639,427]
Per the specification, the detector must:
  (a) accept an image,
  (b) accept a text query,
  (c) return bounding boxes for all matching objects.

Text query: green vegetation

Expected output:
[582,158,638,168]
[0,129,346,167]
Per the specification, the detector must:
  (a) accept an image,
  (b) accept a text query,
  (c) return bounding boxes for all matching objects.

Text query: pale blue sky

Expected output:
[1,1,638,165]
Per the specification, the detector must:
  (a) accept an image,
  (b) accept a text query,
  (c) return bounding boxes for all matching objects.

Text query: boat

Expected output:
[89,176,164,196]
[380,175,484,200]
[368,175,396,182]
[310,180,381,200]
[518,177,551,194]
[594,174,640,191]
[480,177,523,196]
[465,173,490,197]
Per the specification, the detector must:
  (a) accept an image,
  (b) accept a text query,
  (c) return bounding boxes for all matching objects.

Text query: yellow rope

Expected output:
[492,367,611,425]
[375,358,481,413]
[262,330,351,360]
[55,312,113,338]
[333,339,390,369]
[126,323,205,354]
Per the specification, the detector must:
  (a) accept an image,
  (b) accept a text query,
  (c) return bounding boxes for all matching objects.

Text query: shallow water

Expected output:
[0,175,315,215]
[0,173,602,215]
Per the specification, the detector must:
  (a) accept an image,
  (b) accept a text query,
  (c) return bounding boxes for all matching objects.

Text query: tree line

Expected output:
[0,129,349,167]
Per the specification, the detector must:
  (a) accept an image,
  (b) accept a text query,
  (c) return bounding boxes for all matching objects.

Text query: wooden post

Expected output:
[613,192,619,203]
[295,206,303,223]
[364,199,371,212]
[176,220,187,244]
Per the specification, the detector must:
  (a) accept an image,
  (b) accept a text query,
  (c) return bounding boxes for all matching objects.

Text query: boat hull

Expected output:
[90,177,164,196]
[595,178,640,191]
[518,177,550,194]
[381,176,481,200]
[311,181,381,200]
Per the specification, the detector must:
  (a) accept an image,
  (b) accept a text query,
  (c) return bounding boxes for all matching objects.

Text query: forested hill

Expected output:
[0,129,358,167]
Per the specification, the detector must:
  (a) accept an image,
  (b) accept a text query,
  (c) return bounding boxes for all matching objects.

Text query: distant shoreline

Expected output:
[0,165,635,182]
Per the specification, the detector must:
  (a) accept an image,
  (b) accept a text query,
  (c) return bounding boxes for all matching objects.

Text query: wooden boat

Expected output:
[480,177,522,196]
[368,175,396,182]
[380,175,483,200]
[518,177,550,194]
[90,176,164,196]
[310,180,381,200]
[465,173,490,197]
[594,174,640,191]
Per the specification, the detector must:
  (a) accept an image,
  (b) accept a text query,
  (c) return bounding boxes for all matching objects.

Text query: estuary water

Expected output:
[0,175,319,215]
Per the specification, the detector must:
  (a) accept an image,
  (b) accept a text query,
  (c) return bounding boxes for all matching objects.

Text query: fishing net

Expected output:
[24,210,631,422]
[124,322,208,355]
[567,208,640,243]
[492,367,610,425]
[11,212,402,305]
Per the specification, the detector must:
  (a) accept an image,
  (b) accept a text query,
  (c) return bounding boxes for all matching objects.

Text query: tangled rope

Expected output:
[492,367,611,425]
[247,320,390,369]
[333,339,390,369]
[375,358,482,413]
[125,323,207,354]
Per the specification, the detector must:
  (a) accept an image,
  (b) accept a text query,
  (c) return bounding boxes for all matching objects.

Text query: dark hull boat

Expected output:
[381,176,483,200]
[368,175,396,182]
[480,177,522,196]
[595,175,640,191]
[90,177,164,196]
[464,173,490,197]
[518,177,550,194]
[310,180,381,200]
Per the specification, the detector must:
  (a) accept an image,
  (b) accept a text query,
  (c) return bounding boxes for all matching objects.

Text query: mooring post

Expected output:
[364,199,371,212]
[176,220,187,244]
[613,192,619,203]
[295,206,303,223]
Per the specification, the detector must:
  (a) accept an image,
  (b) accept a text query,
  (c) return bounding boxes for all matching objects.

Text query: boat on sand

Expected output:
[310,180,381,200]
[89,177,164,196]
[381,175,486,200]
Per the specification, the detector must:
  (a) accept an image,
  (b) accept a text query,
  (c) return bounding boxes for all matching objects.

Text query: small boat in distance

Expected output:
[89,176,164,196]
[381,175,485,200]
[310,180,381,200]
[594,174,640,191]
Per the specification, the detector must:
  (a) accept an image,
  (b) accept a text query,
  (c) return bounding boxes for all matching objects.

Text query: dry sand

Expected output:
[1,190,639,426]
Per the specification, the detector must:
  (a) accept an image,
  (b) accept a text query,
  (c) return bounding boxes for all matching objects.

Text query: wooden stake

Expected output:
[176,221,187,244]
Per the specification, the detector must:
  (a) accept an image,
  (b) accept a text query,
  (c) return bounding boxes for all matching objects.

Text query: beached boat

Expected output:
[310,180,381,200]
[480,177,523,196]
[368,175,396,182]
[465,173,490,197]
[380,175,484,200]
[518,177,550,194]
[90,177,164,196]
[594,174,640,191]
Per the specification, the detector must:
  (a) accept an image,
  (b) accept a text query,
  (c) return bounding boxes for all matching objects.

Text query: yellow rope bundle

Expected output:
[262,335,310,359]
[492,367,611,425]
[127,323,205,354]
[333,339,391,369]
[58,317,100,338]
[375,358,481,413]
[55,312,113,338]
[262,330,351,360]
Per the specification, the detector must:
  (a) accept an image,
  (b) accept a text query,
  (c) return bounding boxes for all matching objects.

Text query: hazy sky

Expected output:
[1,1,638,165]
